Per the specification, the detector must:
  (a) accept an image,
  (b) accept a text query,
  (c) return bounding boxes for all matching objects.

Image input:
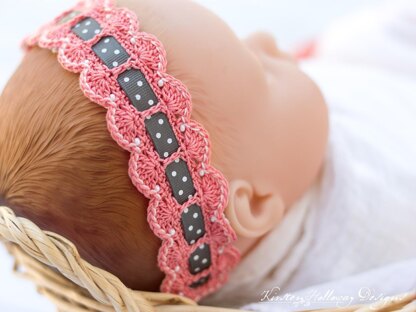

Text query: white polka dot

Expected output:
[114,49,120,55]
[124,77,130,83]
[195,267,201,272]
[82,29,88,34]
[148,100,154,106]
[199,169,205,177]
[104,38,110,43]
[137,80,143,87]
[101,48,107,53]
[85,20,91,26]
[164,152,169,158]
[175,158,180,163]
[172,171,177,177]
[158,79,164,87]
[196,229,202,235]
[158,119,164,125]
[155,132,161,139]
[178,190,184,196]
[75,23,80,28]
[202,258,208,264]
[199,244,205,250]
[188,194,193,199]
[112,61,118,67]
[188,225,193,231]
[135,94,141,101]
[167,138,173,144]
[146,115,152,120]
[193,255,199,261]
[184,208,189,214]
[182,176,188,182]
[94,29,100,34]
[193,212,198,219]
[180,124,186,132]
[190,240,195,244]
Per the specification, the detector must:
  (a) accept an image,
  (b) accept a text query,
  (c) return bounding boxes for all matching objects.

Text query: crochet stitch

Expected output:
[22,0,240,301]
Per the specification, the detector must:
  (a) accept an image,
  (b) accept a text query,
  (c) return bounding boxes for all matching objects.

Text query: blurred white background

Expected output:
[0,0,383,311]
[0,0,384,90]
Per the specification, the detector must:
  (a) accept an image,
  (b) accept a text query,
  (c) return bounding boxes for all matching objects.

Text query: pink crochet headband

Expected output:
[22,0,240,301]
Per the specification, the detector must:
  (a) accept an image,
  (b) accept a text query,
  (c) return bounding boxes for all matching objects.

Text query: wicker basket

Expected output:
[0,206,415,312]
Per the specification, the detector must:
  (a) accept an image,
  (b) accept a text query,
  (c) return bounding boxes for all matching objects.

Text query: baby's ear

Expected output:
[225,179,285,238]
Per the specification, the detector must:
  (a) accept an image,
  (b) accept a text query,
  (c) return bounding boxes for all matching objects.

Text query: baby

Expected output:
[0,0,415,308]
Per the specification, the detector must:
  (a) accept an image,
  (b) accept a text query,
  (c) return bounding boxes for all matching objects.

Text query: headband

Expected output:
[22,0,240,301]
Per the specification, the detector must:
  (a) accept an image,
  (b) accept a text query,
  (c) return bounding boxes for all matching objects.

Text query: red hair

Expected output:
[0,47,164,291]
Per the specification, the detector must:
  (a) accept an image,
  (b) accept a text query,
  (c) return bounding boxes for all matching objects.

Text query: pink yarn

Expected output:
[22,0,240,301]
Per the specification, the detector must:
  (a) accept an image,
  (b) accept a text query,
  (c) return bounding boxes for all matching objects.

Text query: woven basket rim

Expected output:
[1,205,415,312]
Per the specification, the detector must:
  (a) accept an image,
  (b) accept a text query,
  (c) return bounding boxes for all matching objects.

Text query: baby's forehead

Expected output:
[118,0,264,112]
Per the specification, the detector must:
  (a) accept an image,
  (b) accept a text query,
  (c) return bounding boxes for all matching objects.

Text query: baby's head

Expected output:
[0,0,327,298]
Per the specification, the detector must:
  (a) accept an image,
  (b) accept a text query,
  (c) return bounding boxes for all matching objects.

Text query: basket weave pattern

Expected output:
[0,206,415,312]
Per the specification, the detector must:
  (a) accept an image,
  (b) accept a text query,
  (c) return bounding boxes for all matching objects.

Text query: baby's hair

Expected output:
[0,0,241,295]
[0,3,241,293]
[0,40,233,291]
[0,47,165,290]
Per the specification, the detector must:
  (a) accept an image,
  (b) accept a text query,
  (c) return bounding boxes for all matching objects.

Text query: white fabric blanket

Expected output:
[243,259,416,311]
[1,0,416,311]
[203,0,416,309]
